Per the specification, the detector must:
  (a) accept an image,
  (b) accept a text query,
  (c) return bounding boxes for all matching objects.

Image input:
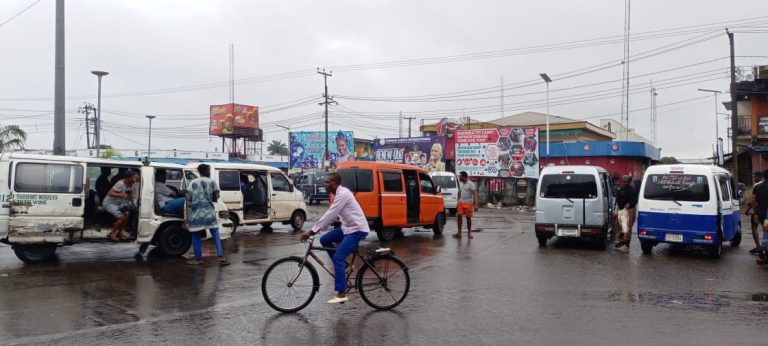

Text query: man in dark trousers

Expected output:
[614,175,637,250]
[747,171,765,255]
[756,170,768,264]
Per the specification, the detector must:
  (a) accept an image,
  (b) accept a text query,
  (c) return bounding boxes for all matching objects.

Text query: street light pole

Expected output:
[91,70,109,158]
[540,73,552,164]
[146,115,156,162]
[698,88,722,165]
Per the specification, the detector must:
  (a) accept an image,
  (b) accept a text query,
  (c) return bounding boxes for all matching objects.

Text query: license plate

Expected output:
[318,187,326,193]
[665,233,683,242]
[559,228,579,237]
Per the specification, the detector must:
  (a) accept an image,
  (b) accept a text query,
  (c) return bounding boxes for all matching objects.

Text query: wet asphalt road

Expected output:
[0,205,767,345]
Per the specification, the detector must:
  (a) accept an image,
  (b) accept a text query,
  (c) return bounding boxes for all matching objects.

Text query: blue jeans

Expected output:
[320,227,368,292]
[192,228,223,261]
[162,197,186,216]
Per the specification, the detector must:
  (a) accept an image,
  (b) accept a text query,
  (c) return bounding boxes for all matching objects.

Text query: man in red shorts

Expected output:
[453,171,478,239]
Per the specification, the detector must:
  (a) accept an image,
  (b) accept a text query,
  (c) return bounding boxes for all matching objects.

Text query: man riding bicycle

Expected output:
[300,172,370,304]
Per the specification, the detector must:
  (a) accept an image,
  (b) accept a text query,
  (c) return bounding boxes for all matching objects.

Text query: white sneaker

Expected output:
[327,296,349,304]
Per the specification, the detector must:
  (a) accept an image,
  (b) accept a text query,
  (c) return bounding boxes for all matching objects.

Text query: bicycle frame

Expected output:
[289,236,390,294]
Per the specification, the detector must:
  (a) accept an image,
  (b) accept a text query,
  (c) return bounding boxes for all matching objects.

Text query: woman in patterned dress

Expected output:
[186,164,229,266]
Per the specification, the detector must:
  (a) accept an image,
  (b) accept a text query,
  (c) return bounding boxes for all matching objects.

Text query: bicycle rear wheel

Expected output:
[356,255,410,310]
[262,256,319,313]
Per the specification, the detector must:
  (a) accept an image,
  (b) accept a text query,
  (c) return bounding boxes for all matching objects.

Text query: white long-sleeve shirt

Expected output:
[311,185,370,234]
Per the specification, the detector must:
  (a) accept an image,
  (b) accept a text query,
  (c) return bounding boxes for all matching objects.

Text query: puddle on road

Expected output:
[585,290,768,316]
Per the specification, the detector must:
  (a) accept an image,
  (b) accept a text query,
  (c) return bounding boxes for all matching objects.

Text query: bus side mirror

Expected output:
[436,186,442,194]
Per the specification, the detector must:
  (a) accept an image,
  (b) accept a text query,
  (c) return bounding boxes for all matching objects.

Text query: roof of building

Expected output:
[487,112,577,127]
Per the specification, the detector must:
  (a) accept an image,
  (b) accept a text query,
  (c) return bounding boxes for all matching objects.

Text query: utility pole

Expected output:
[404,116,416,138]
[53,0,65,155]
[398,111,403,137]
[728,29,739,184]
[317,68,335,170]
[78,103,96,149]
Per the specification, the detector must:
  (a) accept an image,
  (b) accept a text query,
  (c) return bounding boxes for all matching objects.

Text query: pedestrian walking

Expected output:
[614,175,637,251]
[756,170,768,264]
[747,171,764,255]
[186,164,229,266]
[300,172,370,304]
[453,171,477,239]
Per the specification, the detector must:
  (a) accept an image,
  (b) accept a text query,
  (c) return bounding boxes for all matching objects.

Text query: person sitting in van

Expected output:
[155,169,185,216]
[95,167,112,204]
[103,169,139,241]
[614,175,637,250]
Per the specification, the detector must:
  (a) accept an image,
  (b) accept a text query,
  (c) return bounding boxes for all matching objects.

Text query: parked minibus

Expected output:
[196,162,307,232]
[636,164,741,258]
[336,161,445,241]
[0,153,233,263]
[535,165,614,249]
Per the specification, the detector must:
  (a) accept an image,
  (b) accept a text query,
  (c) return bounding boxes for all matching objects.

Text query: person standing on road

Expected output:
[747,171,764,255]
[614,175,637,251]
[186,164,229,266]
[756,170,768,264]
[300,172,369,304]
[453,171,478,239]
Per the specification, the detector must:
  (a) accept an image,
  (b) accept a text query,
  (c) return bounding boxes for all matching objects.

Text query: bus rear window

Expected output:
[540,174,597,199]
[643,174,709,202]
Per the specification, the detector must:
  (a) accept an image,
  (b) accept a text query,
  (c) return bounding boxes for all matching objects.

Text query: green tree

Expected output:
[660,156,680,164]
[267,140,288,156]
[0,125,27,152]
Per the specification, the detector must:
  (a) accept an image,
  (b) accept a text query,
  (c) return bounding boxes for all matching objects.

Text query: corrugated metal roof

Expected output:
[488,112,579,127]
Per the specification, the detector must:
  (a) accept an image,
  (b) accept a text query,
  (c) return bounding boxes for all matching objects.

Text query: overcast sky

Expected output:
[1,0,766,159]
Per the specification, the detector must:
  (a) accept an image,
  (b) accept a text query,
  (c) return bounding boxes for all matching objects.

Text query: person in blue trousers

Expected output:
[301,172,369,304]
[186,164,229,266]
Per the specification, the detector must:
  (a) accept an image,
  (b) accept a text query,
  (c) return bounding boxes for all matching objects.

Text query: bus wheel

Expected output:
[158,225,192,257]
[640,241,654,254]
[537,236,547,247]
[290,211,306,231]
[432,213,445,236]
[709,232,723,259]
[13,244,57,263]
[376,227,397,242]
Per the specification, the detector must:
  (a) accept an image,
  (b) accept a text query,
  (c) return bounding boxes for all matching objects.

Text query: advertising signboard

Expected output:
[209,103,259,136]
[373,136,446,172]
[455,127,539,178]
[289,131,355,170]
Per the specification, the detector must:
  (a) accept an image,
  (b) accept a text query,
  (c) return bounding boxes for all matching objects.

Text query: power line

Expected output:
[0,0,43,29]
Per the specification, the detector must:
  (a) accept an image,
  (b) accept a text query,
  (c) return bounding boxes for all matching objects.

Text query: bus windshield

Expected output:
[643,174,710,202]
[431,175,457,190]
[540,174,597,199]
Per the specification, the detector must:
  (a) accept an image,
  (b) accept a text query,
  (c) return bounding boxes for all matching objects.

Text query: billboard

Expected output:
[209,103,259,136]
[455,127,539,178]
[289,131,355,170]
[435,117,462,160]
[373,136,446,172]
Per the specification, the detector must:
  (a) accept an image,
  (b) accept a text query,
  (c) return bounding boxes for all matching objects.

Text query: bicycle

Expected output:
[261,233,411,313]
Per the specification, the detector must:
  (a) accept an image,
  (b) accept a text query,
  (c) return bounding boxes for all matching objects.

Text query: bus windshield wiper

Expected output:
[564,196,574,203]
[671,197,682,206]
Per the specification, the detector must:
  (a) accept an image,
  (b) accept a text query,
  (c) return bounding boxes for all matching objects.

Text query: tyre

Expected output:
[290,211,306,231]
[432,213,445,236]
[730,228,742,247]
[640,241,654,254]
[709,232,723,259]
[262,256,319,313]
[595,230,609,250]
[448,208,457,217]
[228,214,239,234]
[537,236,547,247]
[376,228,397,242]
[356,255,410,310]
[13,244,57,263]
[157,224,192,257]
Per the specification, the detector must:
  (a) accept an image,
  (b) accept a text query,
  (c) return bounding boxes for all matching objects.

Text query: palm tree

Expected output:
[267,140,288,156]
[0,125,26,152]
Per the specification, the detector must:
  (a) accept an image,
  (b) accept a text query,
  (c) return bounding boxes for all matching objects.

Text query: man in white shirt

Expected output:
[301,172,369,304]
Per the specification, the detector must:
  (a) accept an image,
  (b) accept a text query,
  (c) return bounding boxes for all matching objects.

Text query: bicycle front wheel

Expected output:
[262,256,319,313]
[356,255,410,310]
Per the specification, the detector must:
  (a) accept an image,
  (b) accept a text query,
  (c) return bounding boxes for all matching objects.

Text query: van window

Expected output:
[540,174,597,199]
[382,171,403,192]
[643,174,710,202]
[271,173,292,192]
[717,174,730,201]
[337,169,374,193]
[218,170,241,191]
[419,173,436,194]
[298,175,308,185]
[15,163,84,194]
[431,175,457,190]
